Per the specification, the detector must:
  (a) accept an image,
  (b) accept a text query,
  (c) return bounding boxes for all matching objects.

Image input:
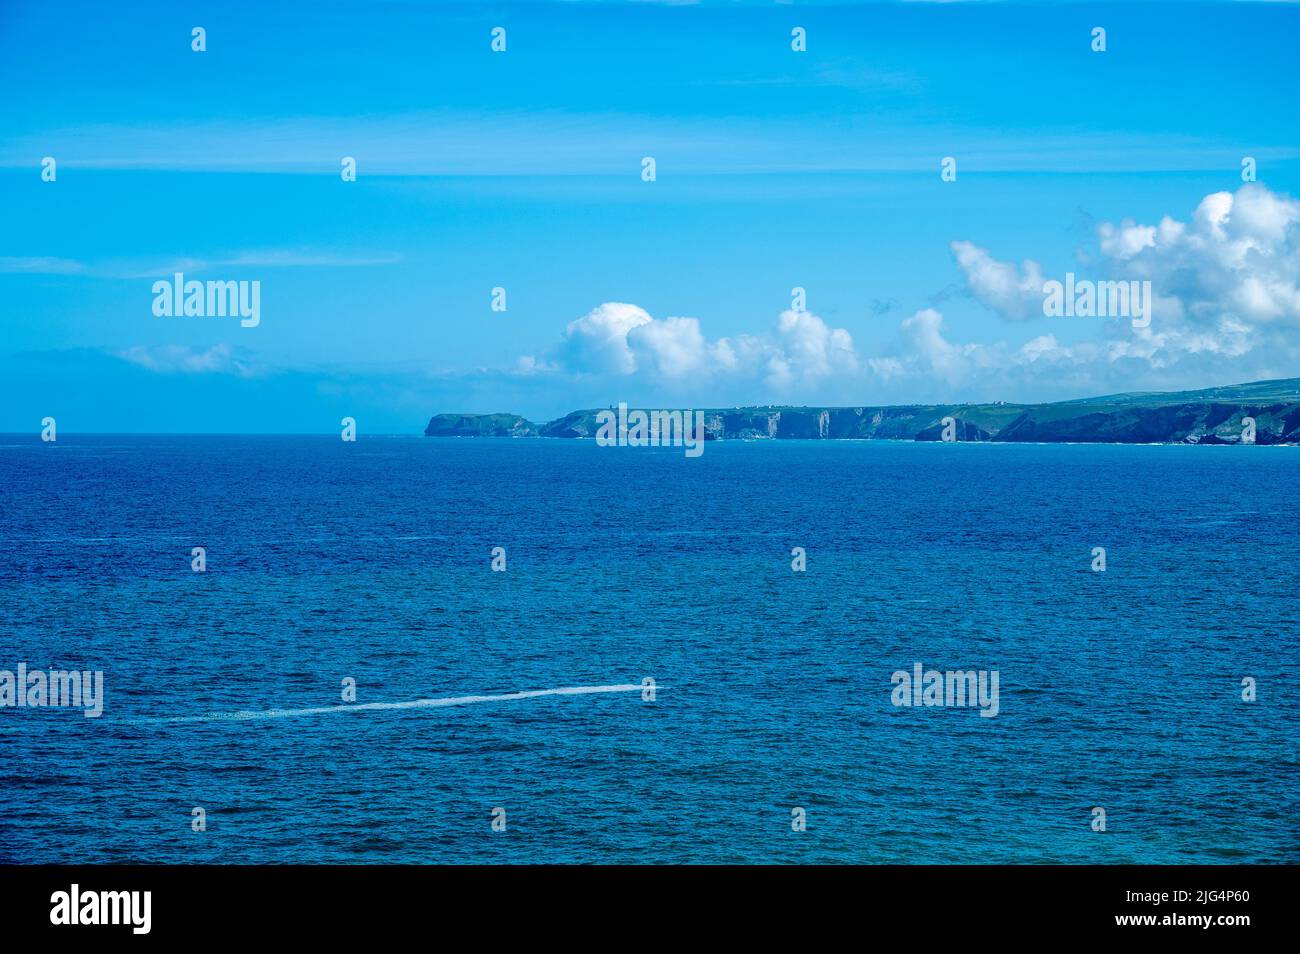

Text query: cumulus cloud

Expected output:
[531,302,859,394]
[628,315,710,378]
[940,184,1300,387]
[773,308,858,378]
[955,184,1300,335]
[899,308,970,383]
[949,240,1045,320]
[557,302,653,375]
[889,308,1078,390]
[520,185,1300,403]
[1097,220,1157,260]
[1101,184,1300,328]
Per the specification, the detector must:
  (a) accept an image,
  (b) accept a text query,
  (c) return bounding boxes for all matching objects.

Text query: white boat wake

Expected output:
[123,683,656,725]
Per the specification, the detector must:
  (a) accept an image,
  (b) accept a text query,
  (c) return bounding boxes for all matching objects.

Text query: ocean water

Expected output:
[1,435,1296,864]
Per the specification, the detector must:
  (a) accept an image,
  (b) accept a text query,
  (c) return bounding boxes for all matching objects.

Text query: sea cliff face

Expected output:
[423,413,539,438]
[994,401,1300,445]
[424,379,1300,445]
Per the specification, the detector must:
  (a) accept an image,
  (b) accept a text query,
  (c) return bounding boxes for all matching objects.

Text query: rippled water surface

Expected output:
[1,436,1296,863]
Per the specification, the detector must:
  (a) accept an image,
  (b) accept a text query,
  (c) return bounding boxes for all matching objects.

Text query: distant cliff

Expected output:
[424,378,1300,445]
[423,413,539,438]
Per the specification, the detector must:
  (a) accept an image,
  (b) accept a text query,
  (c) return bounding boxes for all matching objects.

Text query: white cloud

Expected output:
[949,240,1045,320]
[518,185,1300,404]
[0,256,85,275]
[938,184,1300,392]
[953,184,1300,331]
[1103,184,1300,328]
[1,251,400,280]
[532,302,860,394]
[116,250,402,279]
[115,344,260,377]
[774,308,859,378]
[899,308,970,383]
[1098,220,1157,260]
[628,315,709,378]
[558,302,653,375]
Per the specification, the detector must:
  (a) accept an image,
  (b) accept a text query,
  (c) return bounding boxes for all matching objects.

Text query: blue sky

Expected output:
[2,0,1299,431]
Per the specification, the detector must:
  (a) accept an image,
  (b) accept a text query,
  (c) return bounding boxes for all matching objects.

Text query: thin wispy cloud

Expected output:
[114,250,404,279]
[0,250,404,281]
[0,256,86,275]
[2,112,1289,176]
[114,343,263,378]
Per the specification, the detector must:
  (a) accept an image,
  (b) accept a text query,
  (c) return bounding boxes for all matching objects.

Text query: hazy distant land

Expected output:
[426,378,1300,445]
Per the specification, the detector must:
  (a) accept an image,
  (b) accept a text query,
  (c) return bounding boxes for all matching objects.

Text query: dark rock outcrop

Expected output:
[424,413,539,437]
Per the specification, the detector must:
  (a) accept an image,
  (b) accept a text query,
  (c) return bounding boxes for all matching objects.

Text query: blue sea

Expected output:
[1,436,1296,864]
